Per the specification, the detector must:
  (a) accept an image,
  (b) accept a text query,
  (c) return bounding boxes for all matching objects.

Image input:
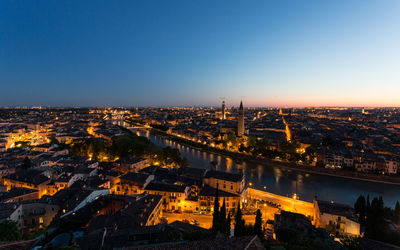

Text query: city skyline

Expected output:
[1,0,400,107]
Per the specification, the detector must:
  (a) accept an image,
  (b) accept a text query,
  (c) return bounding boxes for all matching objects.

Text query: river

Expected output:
[138,131,400,207]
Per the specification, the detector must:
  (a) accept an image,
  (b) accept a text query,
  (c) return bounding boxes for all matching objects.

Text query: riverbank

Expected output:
[144,128,400,186]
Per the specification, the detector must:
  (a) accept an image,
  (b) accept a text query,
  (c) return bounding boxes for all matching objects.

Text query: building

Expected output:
[116,158,149,173]
[221,101,226,120]
[237,101,245,137]
[0,202,59,235]
[0,187,39,202]
[2,169,50,198]
[313,198,360,236]
[275,210,340,248]
[198,185,240,213]
[48,187,110,218]
[203,170,245,196]
[144,182,189,211]
[112,172,154,195]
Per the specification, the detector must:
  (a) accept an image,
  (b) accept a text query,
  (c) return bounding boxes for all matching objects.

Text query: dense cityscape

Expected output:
[2,0,400,249]
[0,106,399,249]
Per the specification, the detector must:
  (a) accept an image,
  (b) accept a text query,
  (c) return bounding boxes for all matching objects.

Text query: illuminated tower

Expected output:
[237,101,245,137]
[221,101,226,120]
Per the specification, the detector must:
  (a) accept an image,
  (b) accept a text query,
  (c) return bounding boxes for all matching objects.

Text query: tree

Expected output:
[224,133,237,149]
[340,236,362,250]
[21,157,31,170]
[0,220,20,241]
[365,196,385,240]
[219,198,227,232]
[212,188,220,232]
[181,157,189,167]
[354,195,366,226]
[226,212,231,236]
[395,201,400,224]
[253,209,263,238]
[234,204,245,237]
[246,136,257,149]
[275,228,301,245]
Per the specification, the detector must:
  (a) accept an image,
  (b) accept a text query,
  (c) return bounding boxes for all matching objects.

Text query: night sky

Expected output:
[1,0,399,107]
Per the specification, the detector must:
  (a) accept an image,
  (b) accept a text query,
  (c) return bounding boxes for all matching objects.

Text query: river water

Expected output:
[139,131,400,207]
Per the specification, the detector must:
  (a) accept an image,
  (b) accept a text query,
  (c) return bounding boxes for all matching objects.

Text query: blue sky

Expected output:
[1,0,399,107]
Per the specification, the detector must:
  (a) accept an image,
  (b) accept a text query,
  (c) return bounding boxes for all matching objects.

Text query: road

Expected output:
[247,188,314,218]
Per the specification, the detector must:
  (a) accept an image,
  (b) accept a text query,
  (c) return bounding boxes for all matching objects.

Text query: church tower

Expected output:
[221,101,226,120]
[237,100,245,137]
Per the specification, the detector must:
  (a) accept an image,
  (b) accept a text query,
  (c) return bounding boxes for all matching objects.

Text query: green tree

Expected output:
[0,220,20,242]
[226,212,231,236]
[365,196,385,240]
[254,209,263,238]
[224,133,237,149]
[212,189,220,232]
[181,157,189,167]
[340,236,362,250]
[246,136,257,149]
[234,204,245,237]
[219,198,227,232]
[275,227,301,245]
[354,195,366,226]
[395,201,400,224]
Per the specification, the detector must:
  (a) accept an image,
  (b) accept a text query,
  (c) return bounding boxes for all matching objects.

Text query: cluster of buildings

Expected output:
[126,105,400,176]
[0,107,371,248]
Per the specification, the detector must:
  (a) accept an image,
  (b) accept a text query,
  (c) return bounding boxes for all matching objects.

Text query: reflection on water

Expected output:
[140,131,400,207]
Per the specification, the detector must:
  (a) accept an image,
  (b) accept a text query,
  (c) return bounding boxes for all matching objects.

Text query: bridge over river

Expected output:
[135,130,400,208]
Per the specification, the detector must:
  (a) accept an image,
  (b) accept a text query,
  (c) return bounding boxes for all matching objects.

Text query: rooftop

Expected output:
[204,170,243,182]
[144,182,186,193]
